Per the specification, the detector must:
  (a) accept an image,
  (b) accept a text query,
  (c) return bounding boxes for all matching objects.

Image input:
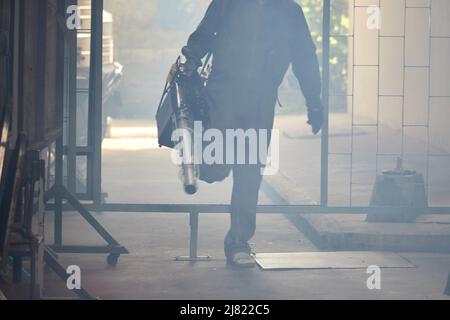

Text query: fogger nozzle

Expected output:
[182,164,198,195]
[174,84,199,195]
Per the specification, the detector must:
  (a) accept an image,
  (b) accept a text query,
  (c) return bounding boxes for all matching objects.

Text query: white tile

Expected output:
[430,38,450,97]
[404,67,429,125]
[406,0,430,7]
[380,37,404,96]
[381,0,406,36]
[354,66,379,124]
[405,8,431,66]
[431,0,450,37]
[429,98,450,154]
[379,97,403,154]
[354,7,379,66]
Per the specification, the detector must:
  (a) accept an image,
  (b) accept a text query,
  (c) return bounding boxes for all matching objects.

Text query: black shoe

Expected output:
[226,252,256,269]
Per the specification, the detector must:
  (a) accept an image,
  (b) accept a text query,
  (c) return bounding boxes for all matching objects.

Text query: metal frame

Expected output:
[86,0,103,205]
[46,0,127,266]
[445,272,450,296]
[9,152,44,299]
[43,246,95,300]
[54,0,450,262]
[46,202,449,261]
[320,0,331,207]
[64,0,104,202]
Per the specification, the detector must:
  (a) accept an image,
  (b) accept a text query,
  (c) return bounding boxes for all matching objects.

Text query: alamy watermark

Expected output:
[66,5,82,30]
[171,121,280,176]
[66,265,81,290]
[366,265,382,290]
[367,5,381,30]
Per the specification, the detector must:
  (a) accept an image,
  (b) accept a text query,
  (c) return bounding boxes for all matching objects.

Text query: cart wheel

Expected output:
[107,254,120,267]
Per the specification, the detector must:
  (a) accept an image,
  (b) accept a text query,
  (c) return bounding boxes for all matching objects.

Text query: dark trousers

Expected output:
[200,163,263,257]
[200,81,277,258]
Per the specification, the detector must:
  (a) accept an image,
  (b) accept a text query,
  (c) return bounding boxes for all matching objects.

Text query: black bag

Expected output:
[155,80,177,149]
[156,0,231,149]
[156,58,211,149]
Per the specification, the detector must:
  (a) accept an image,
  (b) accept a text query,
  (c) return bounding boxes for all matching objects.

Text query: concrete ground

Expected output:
[42,115,450,300]
[43,211,450,300]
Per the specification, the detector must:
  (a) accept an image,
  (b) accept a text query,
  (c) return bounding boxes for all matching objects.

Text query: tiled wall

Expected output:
[329,0,450,206]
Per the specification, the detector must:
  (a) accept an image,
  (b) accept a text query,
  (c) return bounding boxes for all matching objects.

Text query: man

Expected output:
[181,0,323,268]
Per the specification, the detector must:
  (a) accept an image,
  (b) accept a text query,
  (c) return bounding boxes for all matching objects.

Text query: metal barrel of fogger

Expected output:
[174,81,198,195]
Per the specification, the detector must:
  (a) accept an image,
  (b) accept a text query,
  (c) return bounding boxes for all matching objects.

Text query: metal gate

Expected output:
[50,0,450,261]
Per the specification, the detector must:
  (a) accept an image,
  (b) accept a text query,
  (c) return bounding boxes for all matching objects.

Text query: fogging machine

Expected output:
[156,57,210,195]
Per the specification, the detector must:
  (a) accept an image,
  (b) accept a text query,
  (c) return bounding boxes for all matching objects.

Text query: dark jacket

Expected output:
[182,0,322,110]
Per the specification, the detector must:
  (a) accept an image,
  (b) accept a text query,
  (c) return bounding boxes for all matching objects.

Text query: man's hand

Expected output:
[166,63,178,84]
[307,108,323,135]
[166,59,198,84]
[182,59,199,77]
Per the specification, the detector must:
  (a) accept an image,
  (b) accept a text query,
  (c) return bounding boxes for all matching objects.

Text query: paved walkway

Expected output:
[43,210,450,299]
[42,116,450,299]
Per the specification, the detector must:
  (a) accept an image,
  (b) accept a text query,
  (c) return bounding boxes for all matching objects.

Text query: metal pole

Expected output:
[189,212,199,259]
[54,138,63,246]
[445,272,450,296]
[67,0,77,194]
[88,0,103,204]
[320,0,331,207]
[175,211,210,262]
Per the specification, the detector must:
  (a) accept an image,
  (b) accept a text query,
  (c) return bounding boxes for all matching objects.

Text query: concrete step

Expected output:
[264,166,450,253]
[293,213,450,253]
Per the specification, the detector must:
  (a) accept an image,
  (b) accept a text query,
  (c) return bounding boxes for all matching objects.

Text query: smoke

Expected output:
[103,0,210,118]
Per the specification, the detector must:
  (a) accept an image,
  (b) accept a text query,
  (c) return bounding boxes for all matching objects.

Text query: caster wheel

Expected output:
[107,254,120,267]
